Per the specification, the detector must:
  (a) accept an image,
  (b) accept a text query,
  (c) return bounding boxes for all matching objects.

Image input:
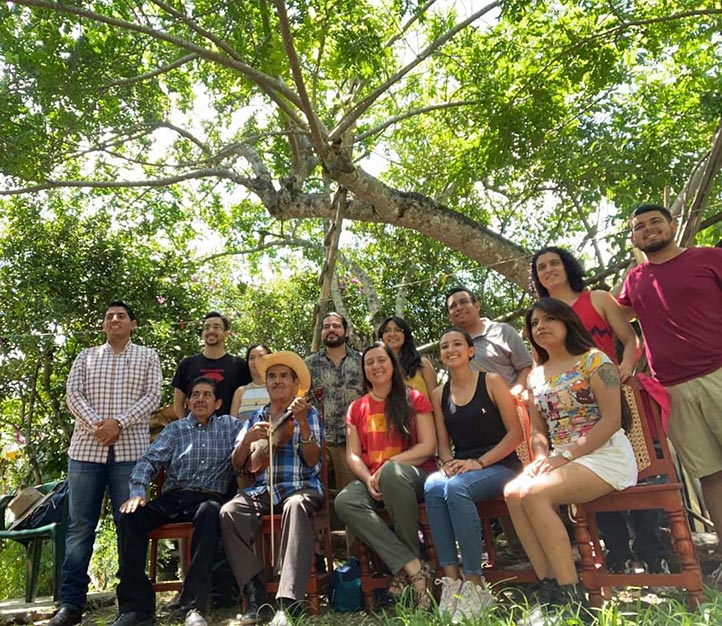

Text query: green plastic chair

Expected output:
[0,480,69,602]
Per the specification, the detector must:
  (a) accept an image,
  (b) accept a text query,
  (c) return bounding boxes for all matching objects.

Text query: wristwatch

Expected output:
[561,449,575,461]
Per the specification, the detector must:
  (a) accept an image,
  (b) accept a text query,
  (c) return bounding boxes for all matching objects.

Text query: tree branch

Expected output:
[329,0,501,142]
[272,0,329,158]
[355,99,480,142]
[0,168,248,195]
[11,0,304,111]
[104,53,198,88]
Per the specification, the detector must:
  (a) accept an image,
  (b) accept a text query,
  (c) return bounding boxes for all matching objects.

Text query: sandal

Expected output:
[408,561,433,610]
[388,570,409,599]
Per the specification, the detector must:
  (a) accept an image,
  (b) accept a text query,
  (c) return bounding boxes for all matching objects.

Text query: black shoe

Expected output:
[556,584,594,625]
[184,609,207,626]
[109,612,155,626]
[239,574,272,625]
[47,607,82,626]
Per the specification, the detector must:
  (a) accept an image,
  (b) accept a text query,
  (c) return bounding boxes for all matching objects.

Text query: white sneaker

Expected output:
[268,609,291,626]
[452,579,495,623]
[436,577,462,617]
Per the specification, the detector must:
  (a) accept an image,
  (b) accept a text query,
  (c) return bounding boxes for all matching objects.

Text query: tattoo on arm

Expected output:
[596,363,620,390]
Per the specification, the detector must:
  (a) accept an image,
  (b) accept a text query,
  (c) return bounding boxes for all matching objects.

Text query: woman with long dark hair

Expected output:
[504,298,637,617]
[424,327,522,621]
[334,342,437,608]
[376,316,437,397]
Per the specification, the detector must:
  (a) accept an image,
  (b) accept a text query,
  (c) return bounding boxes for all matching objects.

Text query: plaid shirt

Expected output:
[241,404,324,504]
[129,413,244,499]
[66,341,162,463]
[305,347,364,444]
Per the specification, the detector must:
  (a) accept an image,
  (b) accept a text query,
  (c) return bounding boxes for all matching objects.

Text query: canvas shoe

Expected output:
[435,577,462,618]
[452,579,494,623]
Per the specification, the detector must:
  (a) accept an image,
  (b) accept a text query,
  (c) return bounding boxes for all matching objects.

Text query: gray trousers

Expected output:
[219,488,322,601]
[334,462,428,574]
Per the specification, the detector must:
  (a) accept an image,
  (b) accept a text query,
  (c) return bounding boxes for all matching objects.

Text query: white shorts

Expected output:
[555,429,637,491]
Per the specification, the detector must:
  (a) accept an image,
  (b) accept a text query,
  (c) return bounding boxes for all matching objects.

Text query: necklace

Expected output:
[369,390,388,402]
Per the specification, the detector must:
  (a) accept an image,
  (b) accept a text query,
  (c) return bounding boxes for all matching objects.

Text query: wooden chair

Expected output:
[571,376,705,608]
[148,521,193,592]
[254,392,333,615]
[356,503,438,611]
[147,468,193,593]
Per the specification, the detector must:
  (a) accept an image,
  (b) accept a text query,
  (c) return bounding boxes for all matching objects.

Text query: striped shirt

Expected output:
[241,404,324,504]
[129,413,244,499]
[66,341,163,463]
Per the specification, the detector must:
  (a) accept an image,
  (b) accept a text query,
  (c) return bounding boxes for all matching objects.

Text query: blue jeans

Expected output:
[424,465,517,575]
[59,452,135,612]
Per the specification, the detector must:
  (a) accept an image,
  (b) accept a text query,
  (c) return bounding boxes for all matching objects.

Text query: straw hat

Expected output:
[7,486,55,531]
[256,351,311,396]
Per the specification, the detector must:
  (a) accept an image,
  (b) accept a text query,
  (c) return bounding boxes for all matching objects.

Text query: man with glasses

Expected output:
[48,301,162,626]
[172,311,251,418]
[445,287,532,396]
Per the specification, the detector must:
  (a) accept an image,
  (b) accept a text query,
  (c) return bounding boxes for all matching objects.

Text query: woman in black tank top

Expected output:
[423,328,523,621]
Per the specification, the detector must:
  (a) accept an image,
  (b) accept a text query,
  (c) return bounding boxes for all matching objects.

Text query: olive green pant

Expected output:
[334,462,428,574]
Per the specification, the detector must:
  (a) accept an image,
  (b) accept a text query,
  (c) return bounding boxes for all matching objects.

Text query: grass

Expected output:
[77,586,722,626]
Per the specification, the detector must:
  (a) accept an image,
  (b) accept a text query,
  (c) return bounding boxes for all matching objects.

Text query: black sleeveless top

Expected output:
[442,373,521,471]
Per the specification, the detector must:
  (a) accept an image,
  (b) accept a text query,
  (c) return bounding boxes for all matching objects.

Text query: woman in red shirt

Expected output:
[334,341,437,608]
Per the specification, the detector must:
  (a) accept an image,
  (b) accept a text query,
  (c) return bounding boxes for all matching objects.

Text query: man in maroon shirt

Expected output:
[618,204,722,557]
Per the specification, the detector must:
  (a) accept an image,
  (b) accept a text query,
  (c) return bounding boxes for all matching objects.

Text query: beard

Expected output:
[323,334,346,348]
[638,234,675,253]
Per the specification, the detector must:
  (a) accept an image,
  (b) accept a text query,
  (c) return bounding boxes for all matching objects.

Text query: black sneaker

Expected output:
[239,574,272,625]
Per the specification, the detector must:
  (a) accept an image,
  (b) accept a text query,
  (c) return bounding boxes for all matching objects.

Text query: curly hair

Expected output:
[529,247,586,297]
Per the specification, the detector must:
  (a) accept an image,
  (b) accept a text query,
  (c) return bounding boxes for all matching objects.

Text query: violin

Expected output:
[247,388,323,474]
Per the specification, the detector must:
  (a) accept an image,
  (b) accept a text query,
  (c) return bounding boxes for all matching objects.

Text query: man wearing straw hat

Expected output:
[220,351,323,626]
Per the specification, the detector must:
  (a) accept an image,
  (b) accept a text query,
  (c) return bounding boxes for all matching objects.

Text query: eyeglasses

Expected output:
[448,297,474,311]
[382,326,404,335]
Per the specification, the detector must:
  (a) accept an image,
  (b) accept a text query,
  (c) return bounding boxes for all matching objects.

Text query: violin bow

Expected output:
[267,388,322,568]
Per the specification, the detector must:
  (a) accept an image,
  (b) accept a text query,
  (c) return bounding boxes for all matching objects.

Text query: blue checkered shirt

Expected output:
[241,404,324,504]
[129,413,243,499]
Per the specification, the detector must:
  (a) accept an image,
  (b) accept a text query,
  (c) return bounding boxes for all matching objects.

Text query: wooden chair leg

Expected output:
[357,541,377,611]
[573,508,604,608]
[149,537,159,584]
[667,505,705,608]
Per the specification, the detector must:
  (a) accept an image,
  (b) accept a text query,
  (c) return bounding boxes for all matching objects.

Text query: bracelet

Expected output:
[438,459,453,467]
[477,458,485,469]
[299,434,316,445]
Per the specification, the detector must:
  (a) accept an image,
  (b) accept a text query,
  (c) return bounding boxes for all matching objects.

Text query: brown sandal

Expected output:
[408,561,433,610]
[388,570,409,599]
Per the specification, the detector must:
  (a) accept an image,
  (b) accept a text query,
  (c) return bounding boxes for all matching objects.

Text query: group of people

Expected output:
[43,203,721,626]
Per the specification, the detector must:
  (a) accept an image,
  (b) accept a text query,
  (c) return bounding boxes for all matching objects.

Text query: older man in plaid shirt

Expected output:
[49,301,162,626]
[110,376,243,626]
[221,351,324,626]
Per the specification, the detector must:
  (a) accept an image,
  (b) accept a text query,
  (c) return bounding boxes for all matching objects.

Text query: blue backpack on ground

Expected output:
[330,557,363,612]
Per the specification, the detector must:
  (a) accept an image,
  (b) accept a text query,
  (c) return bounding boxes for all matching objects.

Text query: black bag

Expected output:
[15,480,68,531]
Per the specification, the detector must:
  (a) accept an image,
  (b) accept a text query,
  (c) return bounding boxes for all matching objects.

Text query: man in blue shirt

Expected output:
[110,377,243,626]
[220,351,323,626]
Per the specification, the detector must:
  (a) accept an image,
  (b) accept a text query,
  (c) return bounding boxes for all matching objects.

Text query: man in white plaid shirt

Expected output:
[48,301,162,626]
